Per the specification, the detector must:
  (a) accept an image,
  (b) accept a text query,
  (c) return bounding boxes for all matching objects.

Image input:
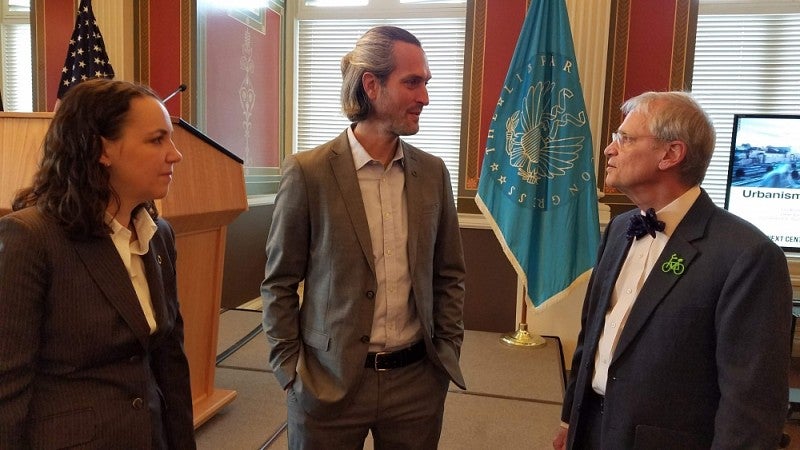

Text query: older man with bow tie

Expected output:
[553,91,793,449]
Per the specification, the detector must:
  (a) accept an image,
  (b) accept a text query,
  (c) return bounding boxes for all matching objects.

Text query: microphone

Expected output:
[162,84,187,104]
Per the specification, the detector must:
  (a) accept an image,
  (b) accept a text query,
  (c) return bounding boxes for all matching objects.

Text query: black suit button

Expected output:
[360,335,370,344]
[131,397,144,409]
[366,291,375,299]
[129,355,141,363]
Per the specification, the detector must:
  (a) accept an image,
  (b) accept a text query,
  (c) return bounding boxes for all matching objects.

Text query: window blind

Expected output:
[1,0,32,112]
[692,12,800,206]
[295,15,466,202]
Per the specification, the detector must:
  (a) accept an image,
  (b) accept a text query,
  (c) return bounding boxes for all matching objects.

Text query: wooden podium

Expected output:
[0,113,247,427]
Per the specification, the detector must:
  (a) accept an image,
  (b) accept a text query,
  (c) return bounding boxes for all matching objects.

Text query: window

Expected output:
[0,0,32,111]
[692,1,800,206]
[294,0,466,201]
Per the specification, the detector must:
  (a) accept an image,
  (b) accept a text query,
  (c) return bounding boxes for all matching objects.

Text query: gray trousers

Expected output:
[287,358,451,450]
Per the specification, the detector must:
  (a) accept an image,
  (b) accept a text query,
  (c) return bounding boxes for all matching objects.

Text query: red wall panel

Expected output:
[624,0,676,98]
[478,0,527,170]
[148,2,183,116]
[43,0,75,111]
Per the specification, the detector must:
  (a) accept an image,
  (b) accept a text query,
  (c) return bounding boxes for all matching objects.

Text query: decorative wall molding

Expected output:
[33,0,46,111]
[239,29,255,166]
[460,0,486,193]
[137,0,148,83]
[180,0,194,123]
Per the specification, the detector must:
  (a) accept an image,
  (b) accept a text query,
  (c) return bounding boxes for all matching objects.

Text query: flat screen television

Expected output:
[724,113,800,253]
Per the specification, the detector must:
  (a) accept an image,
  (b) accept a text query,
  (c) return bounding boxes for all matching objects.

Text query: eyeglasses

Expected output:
[611,132,660,147]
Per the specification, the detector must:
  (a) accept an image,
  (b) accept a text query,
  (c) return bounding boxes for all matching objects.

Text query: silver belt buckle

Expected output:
[373,351,390,371]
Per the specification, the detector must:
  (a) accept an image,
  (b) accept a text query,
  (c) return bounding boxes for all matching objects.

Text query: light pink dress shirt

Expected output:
[347,127,422,352]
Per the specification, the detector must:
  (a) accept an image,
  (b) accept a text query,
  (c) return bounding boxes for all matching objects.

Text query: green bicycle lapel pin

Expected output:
[661,253,685,276]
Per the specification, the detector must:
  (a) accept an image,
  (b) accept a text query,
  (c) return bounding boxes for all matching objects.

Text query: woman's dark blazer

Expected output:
[0,207,195,449]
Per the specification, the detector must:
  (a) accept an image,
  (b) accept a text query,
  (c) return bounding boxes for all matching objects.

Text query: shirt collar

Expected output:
[106,208,158,255]
[346,124,404,170]
[651,185,701,236]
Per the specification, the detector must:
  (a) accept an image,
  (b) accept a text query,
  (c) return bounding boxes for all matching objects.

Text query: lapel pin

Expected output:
[157,255,162,265]
[660,253,685,275]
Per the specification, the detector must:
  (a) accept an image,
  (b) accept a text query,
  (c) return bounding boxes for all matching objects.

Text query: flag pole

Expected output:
[500,284,546,348]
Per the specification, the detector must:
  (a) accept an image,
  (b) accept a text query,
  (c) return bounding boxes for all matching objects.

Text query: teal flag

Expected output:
[476,0,600,308]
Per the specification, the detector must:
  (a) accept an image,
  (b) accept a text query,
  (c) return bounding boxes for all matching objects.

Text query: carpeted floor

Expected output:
[197,307,800,449]
[195,308,567,449]
[784,358,800,449]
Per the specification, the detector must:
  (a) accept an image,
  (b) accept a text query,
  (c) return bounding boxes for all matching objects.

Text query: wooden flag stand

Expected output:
[500,285,546,348]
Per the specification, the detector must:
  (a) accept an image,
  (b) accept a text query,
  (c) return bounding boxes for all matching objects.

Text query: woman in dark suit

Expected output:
[0,78,195,449]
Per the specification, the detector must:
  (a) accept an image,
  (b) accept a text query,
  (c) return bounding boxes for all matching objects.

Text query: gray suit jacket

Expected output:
[262,130,466,418]
[0,207,195,450]
[562,190,792,449]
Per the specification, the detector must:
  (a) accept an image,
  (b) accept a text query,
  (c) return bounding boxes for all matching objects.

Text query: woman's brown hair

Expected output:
[12,78,162,240]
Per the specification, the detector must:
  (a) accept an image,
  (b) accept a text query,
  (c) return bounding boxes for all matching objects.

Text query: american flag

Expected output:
[57,0,114,99]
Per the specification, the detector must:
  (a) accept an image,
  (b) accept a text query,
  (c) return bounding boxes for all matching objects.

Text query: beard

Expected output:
[392,117,420,136]
[373,89,421,136]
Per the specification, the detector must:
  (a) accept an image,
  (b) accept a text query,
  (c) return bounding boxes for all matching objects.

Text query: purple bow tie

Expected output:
[626,208,665,240]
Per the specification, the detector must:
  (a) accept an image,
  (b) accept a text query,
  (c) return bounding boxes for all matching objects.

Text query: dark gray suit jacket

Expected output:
[0,207,195,449]
[562,190,792,449]
[262,130,466,419]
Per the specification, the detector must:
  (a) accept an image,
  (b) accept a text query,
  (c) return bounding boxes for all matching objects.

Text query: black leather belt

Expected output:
[365,341,426,371]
